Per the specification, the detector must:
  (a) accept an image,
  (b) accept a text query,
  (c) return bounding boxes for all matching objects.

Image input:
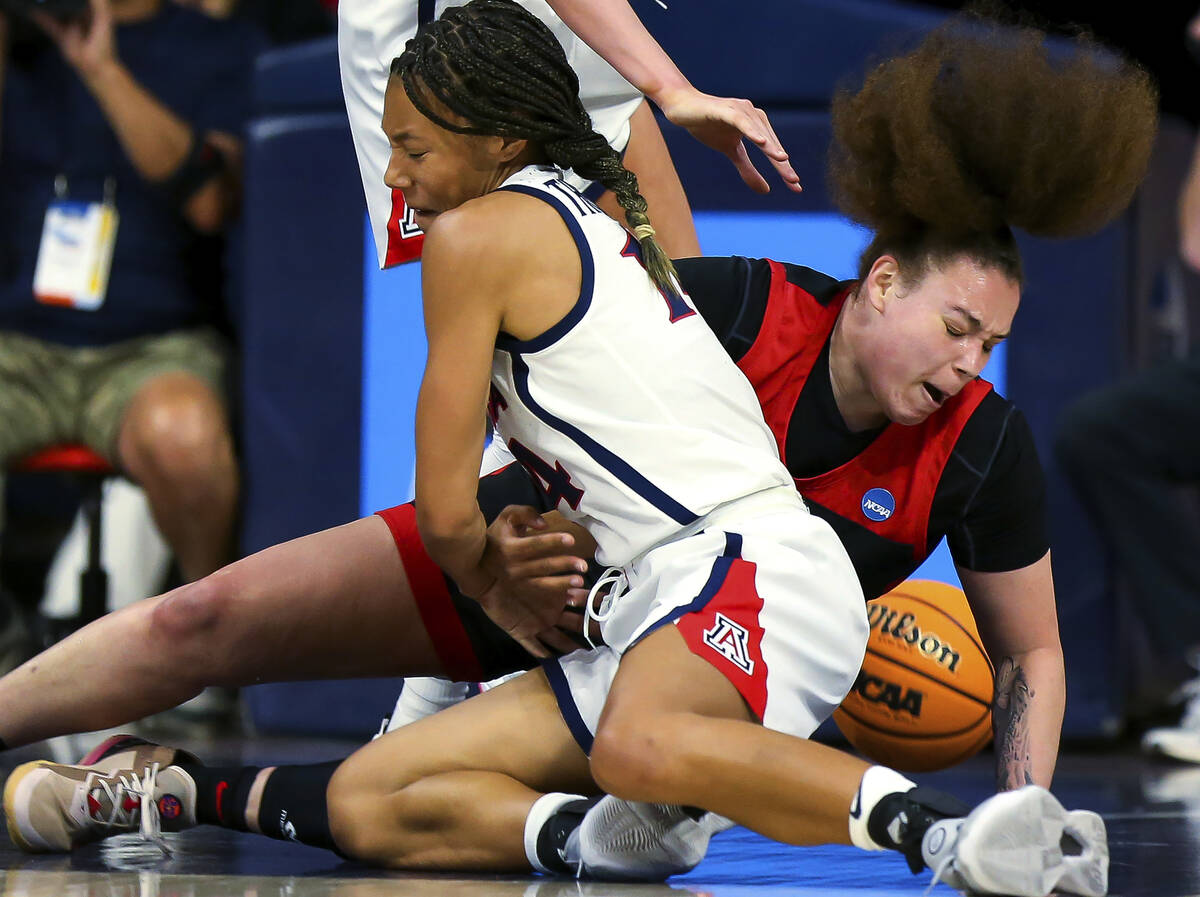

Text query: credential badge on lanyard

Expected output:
[33,175,119,311]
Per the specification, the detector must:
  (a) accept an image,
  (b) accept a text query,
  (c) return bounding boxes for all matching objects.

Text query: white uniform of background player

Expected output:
[479,165,868,744]
[338,0,644,268]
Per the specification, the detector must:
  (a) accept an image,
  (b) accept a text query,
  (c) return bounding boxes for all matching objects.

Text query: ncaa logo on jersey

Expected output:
[861,487,896,522]
[702,613,755,675]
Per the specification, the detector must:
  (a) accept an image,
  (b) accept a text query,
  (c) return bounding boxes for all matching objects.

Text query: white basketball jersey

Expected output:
[338,0,643,268]
[490,167,799,567]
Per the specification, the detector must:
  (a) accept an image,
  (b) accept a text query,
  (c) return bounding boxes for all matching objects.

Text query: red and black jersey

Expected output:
[674,256,1049,600]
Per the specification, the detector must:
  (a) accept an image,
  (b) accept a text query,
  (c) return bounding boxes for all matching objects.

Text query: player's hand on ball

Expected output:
[477,505,592,657]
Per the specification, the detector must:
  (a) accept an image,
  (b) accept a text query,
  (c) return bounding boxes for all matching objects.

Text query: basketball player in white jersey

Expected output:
[337,0,800,266]
[341,0,805,725]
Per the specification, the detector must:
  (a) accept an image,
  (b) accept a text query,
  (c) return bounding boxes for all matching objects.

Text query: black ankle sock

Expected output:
[536,796,601,875]
[178,763,261,830]
[0,735,8,752]
[255,760,342,851]
[867,786,972,873]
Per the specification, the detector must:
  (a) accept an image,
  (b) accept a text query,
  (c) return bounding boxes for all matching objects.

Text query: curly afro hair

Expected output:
[829,16,1158,285]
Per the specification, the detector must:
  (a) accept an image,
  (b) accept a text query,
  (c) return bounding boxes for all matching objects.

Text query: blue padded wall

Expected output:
[640,0,943,106]
[239,49,406,735]
[240,111,363,555]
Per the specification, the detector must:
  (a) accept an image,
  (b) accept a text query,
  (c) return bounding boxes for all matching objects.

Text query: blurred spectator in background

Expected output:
[1054,8,1200,761]
[171,0,333,45]
[0,0,263,658]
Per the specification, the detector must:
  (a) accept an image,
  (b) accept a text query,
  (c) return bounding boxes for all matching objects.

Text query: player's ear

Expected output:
[493,135,530,164]
[864,255,900,314]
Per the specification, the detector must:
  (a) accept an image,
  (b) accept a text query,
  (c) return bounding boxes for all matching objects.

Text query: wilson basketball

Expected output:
[833,579,993,772]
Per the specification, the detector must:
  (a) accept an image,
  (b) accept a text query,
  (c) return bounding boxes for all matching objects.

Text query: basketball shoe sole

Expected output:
[1057,809,1108,897]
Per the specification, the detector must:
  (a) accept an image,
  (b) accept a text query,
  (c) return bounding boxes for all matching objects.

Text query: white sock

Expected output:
[523,792,586,873]
[478,671,524,692]
[384,678,473,733]
[847,765,918,851]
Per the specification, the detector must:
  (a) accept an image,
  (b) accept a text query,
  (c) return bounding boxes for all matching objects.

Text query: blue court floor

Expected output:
[0,730,1195,897]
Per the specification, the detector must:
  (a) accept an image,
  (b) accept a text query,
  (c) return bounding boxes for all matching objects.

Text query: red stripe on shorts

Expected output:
[375,503,484,682]
[675,557,769,720]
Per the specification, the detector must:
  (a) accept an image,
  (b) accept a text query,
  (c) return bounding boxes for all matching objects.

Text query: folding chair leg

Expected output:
[77,479,108,627]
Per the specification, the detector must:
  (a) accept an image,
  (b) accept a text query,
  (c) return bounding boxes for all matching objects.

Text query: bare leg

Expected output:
[328,668,592,870]
[597,100,701,259]
[328,627,868,872]
[590,625,869,847]
[116,372,238,581]
[0,516,442,747]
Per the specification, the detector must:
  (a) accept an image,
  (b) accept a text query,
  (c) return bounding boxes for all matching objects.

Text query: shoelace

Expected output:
[583,567,628,650]
[80,763,171,855]
[923,855,957,896]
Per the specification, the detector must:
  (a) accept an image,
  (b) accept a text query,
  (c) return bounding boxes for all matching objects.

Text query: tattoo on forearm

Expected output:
[993,657,1035,790]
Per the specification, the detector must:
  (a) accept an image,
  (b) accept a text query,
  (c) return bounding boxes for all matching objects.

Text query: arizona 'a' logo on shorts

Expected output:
[676,551,769,719]
[702,613,755,675]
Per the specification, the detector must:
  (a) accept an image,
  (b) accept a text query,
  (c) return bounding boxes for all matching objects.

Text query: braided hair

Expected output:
[391,0,680,299]
[829,15,1157,288]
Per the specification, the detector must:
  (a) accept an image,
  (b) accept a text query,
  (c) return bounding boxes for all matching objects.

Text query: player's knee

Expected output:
[326,761,407,863]
[146,572,233,646]
[122,394,234,489]
[326,764,372,859]
[589,713,677,801]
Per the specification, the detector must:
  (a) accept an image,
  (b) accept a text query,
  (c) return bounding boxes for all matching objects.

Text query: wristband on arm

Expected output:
[157,133,228,209]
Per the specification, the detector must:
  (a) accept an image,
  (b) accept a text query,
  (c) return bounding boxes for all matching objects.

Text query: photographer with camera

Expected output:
[0,0,263,655]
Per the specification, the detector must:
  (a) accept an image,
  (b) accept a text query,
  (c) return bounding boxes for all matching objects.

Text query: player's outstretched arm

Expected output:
[959,554,1066,792]
[545,0,801,194]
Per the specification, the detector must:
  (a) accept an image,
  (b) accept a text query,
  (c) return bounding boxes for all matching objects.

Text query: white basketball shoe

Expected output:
[573,796,732,881]
[920,785,1108,896]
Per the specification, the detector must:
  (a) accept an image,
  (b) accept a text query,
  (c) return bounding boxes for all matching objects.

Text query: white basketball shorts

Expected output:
[545,488,870,750]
